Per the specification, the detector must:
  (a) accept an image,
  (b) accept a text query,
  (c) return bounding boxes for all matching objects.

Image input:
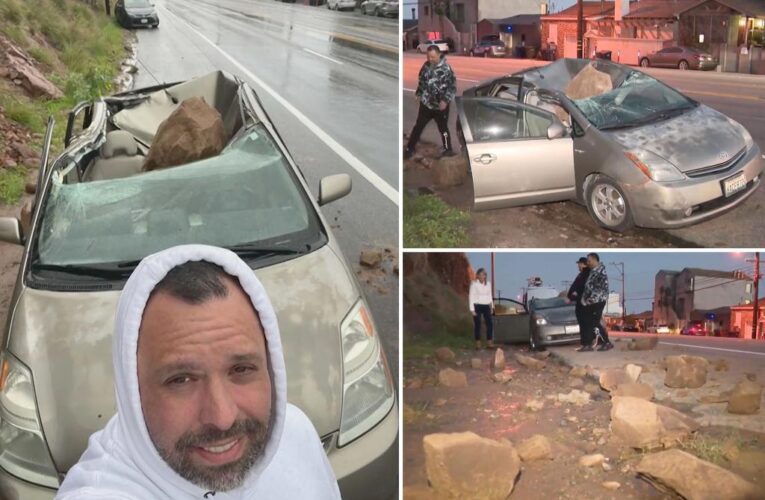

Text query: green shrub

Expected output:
[404,194,470,248]
[0,168,27,205]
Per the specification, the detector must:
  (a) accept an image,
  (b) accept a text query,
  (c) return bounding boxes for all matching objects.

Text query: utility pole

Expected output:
[609,262,625,323]
[751,253,760,339]
[576,0,584,58]
[491,252,496,299]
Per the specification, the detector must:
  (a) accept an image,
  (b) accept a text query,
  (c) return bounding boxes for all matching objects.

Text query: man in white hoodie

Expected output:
[56,244,341,499]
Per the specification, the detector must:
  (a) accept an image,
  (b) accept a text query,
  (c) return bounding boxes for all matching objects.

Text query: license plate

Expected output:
[565,325,579,334]
[723,172,747,197]
[141,18,148,23]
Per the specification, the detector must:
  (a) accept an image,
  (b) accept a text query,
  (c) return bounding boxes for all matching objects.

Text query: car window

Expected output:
[34,125,322,268]
[462,100,553,142]
[493,298,526,315]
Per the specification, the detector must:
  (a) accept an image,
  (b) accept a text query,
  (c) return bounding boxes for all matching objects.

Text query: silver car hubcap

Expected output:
[592,184,626,226]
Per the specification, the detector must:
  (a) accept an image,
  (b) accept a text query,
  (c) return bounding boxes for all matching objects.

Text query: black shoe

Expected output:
[576,346,594,352]
[440,148,456,157]
[403,148,413,160]
[597,342,614,351]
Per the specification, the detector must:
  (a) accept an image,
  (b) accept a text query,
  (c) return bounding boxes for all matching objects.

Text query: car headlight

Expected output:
[625,148,685,182]
[729,118,754,150]
[338,299,394,447]
[0,351,59,487]
[535,316,548,325]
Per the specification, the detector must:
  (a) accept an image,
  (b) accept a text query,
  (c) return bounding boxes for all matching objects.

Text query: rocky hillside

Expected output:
[403,252,475,354]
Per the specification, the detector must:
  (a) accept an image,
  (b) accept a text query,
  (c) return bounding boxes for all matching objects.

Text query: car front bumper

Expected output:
[125,15,158,27]
[627,143,764,228]
[533,324,580,346]
[331,400,398,499]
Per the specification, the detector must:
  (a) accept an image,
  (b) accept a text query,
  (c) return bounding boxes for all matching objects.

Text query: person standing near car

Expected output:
[469,268,494,350]
[404,45,457,160]
[580,253,614,352]
[567,257,590,351]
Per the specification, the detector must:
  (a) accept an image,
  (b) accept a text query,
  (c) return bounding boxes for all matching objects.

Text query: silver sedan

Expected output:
[458,59,763,232]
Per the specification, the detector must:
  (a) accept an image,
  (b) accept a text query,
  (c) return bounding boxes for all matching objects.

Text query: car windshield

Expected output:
[570,70,697,131]
[125,0,152,7]
[530,296,569,311]
[33,125,322,274]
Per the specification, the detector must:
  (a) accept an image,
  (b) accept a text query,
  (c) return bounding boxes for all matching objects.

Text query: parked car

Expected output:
[458,58,763,232]
[470,40,506,58]
[656,324,671,334]
[0,71,397,500]
[640,46,717,71]
[622,324,640,332]
[681,320,708,336]
[327,0,356,10]
[360,0,398,17]
[417,39,449,53]
[115,0,159,29]
[492,297,580,350]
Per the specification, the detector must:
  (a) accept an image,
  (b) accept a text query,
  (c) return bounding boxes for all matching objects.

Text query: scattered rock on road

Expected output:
[636,449,760,500]
[664,355,709,389]
[525,399,545,412]
[599,368,632,392]
[435,347,455,363]
[569,366,587,378]
[493,371,513,384]
[611,382,654,401]
[610,396,699,450]
[714,359,730,372]
[517,434,552,462]
[471,358,482,369]
[438,368,467,388]
[534,351,551,360]
[628,337,658,351]
[515,353,546,370]
[579,453,605,467]
[601,481,620,490]
[727,379,762,415]
[359,249,382,268]
[569,378,584,389]
[558,390,591,406]
[492,348,506,371]
[624,363,642,383]
[423,432,521,500]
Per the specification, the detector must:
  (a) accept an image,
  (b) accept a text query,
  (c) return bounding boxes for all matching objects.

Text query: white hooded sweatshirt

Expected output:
[56,244,341,500]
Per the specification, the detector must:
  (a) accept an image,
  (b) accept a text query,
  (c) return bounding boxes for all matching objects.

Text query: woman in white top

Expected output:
[469,268,494,349]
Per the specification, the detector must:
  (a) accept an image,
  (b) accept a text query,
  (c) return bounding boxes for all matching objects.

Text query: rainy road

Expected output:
[132,0,400,380]
[403,53,765,248]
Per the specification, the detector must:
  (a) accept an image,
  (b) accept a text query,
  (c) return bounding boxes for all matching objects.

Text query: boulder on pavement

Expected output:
[438,368,467,388]
[599,368,632,392]
[359,249,382,268]
[432,154,468,188]
[493,371,512,384]
[423,432,521,499]
[636,449,760,500]
[515,353,546,370]
[517,434,552,462]
[492,348,506,371]
[610,396,699,450]
[535,351,551,360]
[579,453,605,467]
[664,355,708,389]
[628,337,658,351]
[569,378,584,389]
[625,363,642,383]
[471,358,482,369]
[584,383,601,394]
[714,359,730,372]
[727,379,762,415]
[611,382,654,401]
[435,347,456,363]
[569,366,587,378]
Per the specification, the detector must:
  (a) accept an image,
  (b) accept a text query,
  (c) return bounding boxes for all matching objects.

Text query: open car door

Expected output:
[492,298,530,344]
[456,97,576,211]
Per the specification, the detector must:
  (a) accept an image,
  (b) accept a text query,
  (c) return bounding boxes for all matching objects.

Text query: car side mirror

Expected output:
[547,121,566,140]
[318,174,351,206]
[0,217,23,246]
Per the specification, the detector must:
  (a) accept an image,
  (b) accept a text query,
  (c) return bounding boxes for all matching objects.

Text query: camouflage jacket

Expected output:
[416,58,457,110]
[582,264,609,306]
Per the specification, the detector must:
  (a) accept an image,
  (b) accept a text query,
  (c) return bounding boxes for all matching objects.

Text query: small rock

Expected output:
[434,398,448,407]
[435,347,455,362]
[517,434,552,462]
[597,437,606,446]
[624,363,642,383]
[525,399,545,412]
[628,337,658,351]
[611,382,654,401]
[438,368,467,388]
[359,249,382,268]
[515,353,546,370]
[610,396,699,449]
[569,366,587,378]
[558,390,591,406]
[579,453,605,467]
[535,351,551,360]
[492,348,506,371]
[4,158,18,168]
[584,383,601,394]
[714,359,729,372]
[602,481,620,490]
[493,371,513,384]
[664,355,708,389]
[24,182,36,194]
[599,368,632,392]
[727,378,762,415]
[471,358,482,369]
[569,378,584,388]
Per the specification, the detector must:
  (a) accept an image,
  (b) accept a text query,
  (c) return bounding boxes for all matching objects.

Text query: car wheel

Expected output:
[529,329,541,351]
[585,175,634,232]
[678,60,689,70]
[640,58,649,67]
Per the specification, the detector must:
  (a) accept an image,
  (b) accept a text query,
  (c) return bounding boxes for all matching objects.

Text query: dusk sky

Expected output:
[465,252,757,314]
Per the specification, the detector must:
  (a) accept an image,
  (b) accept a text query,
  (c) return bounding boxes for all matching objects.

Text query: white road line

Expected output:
[458,78,480,83]
[403,88,415,92]
[660,341,765,357]
[159,5,399,205]
[302,48,343,65]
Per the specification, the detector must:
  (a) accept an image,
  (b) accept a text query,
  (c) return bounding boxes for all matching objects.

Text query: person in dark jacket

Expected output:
[567,257,590,350]
[404,45,457,159]
[580,253,614,352]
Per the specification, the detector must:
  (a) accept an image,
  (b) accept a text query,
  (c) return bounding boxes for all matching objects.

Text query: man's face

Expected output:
[427,49,440,65]
[138,279,272,492]
[577,262,586,272]
[587,256,598,269]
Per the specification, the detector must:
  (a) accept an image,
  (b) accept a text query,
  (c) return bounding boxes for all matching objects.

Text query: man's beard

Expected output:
[154,418,269,492]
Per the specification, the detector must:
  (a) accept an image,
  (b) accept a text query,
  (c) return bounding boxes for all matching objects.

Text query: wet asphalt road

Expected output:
[403,53,765,248]
[131,0,399,382]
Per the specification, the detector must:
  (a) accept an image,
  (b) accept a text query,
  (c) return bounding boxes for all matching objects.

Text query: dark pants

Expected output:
[406,103,452,152]
[473,304,493,341]
[581,302,609,345]
[575,304,586,346]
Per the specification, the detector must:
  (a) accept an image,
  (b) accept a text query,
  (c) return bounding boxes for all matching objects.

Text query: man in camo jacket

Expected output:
[404,45,457,159]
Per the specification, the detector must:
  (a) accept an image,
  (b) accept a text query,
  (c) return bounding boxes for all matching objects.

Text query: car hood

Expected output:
[605,104,746,173]
[534,305,576,324]
[8,245,356,473]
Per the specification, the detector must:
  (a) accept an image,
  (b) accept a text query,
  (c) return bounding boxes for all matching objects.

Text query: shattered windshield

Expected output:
[571,70,697,131]
[530,296,570,311]
[34,125,322,272]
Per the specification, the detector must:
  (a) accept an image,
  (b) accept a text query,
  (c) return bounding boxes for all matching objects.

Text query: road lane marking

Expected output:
[160,5,399,205]
[303,48,343,65]
[660,341,765,357]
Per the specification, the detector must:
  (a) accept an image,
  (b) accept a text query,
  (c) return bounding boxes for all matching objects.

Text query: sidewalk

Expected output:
[548,337,765,434]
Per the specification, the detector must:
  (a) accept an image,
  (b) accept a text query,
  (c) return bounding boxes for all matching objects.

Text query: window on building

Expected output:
[453,3,464,23]
[424,5,429,16]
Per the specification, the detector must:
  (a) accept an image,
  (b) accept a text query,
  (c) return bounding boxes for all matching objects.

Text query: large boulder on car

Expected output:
[565,63,613,100]
[664,355,708,389]
[610,396,698,450]
[423,432,521,499]
[143,96,227,171]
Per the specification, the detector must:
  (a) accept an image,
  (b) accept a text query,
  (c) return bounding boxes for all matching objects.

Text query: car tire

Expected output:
[678,60,689,70]
[640,58,649,67]
[585,175,634,232]
[529,329,542,351]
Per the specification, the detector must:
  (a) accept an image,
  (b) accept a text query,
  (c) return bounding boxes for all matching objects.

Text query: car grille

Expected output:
[685,147,746,178]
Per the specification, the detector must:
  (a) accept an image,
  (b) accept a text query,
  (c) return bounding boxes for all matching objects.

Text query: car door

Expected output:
[493,298,530,344]
[456,97,576,210]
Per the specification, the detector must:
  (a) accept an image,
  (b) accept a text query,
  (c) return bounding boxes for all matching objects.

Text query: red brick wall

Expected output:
[542,20,579,59]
